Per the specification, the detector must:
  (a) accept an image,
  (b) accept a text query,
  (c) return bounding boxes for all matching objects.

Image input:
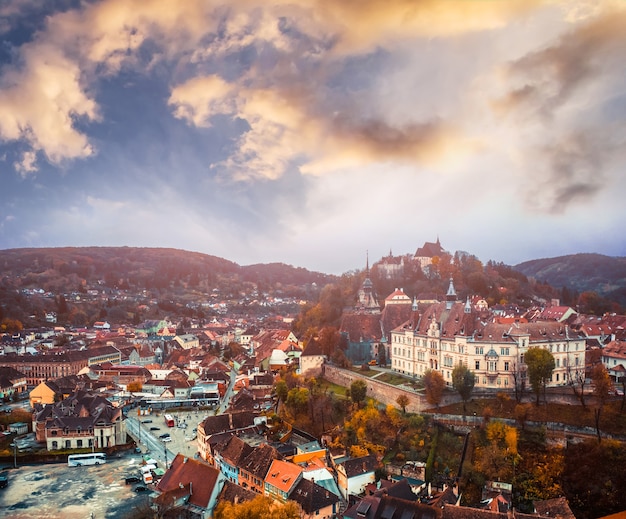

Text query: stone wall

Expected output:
[324,365,429,413]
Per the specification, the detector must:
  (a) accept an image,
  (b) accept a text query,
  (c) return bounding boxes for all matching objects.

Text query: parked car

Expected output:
[159,433,170,439]
[125,476,141,484]
[0,472,8,489]
[162,437,172,443]
[150,427,160,431]
[134,485,149,493]
[141,419,152,424]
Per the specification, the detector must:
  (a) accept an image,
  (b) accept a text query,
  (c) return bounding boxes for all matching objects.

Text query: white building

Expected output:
[390,281,585,390]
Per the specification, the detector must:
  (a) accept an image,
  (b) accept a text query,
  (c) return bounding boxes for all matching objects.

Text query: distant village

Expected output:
[1,240,624,518]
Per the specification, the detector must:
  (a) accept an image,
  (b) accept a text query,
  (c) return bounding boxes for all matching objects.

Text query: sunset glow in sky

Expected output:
[1,0,625,274]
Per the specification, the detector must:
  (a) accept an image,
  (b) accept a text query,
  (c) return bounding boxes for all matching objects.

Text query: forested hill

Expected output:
[0,247,335,293]
[514,253,626,307]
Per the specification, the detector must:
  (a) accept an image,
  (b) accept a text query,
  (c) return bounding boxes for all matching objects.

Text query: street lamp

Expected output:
[10,442,17,468]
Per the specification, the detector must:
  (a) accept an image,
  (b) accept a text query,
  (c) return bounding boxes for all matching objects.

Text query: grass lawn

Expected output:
[375,372,417,386]
[319,379,349,398]
[350,367,380,378]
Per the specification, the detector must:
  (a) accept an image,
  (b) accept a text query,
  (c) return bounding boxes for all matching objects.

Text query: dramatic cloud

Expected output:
[0,0,625,273]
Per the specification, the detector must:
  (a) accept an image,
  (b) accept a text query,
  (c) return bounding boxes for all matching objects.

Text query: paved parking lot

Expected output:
[0,451,152,519]
[129,409,210,466]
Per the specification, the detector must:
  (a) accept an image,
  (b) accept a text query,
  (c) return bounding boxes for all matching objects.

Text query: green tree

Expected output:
[286,387,309,416]
[591,363,614,443]
[525,347,555,406]
[274,380,288,405]
[423,369,445,408]
[378,343,387,366]
[452,364,475,416]
[349,379,367,408]
[396,394,410,414]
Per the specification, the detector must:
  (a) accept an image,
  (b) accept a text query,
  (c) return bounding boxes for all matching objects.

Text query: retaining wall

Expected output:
[323,365,460,413]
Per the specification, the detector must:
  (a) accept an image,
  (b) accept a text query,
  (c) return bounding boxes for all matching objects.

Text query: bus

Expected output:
[68,452,107,467]
[164,414,175,427]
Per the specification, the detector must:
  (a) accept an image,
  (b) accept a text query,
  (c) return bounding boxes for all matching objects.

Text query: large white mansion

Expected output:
[390,280,586,390]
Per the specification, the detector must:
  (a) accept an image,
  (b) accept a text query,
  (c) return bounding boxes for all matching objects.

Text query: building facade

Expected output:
[390,287,585,390]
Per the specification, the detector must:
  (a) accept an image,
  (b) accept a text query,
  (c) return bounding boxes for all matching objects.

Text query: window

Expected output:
[488,361,497,372]
[504,361,509,371]
[52,441,58,449]
[77,440,83,447]
[475,361,480,370]
[65,440,71,449]
[500,347,509,356]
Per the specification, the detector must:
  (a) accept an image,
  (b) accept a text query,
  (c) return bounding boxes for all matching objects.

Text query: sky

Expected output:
[0,0,625,275]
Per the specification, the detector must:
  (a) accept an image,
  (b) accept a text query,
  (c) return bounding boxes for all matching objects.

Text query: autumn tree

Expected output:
[396,394,410,414]
[423,369,445,408]
[349,379,367,408]
[214,494,301,519]
[591,363,614,443]
[525,347,555,406]
[452,364,475,416]
[566,358,588,409]
[514,403,531,430]
[474,420,519,482]
[127,381,143,392]
[0,318,23,333]
[317,326,340,356]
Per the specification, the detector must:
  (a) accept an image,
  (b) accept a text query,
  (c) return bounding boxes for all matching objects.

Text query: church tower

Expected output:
[357,251,380,312]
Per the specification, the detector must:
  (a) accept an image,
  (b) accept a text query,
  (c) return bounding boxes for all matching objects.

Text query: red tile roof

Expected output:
[156,454,221,510]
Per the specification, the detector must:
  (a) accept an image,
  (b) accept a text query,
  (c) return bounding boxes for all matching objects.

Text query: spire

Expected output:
[366,250,369,276]
[465,296,471,314]
[446,277,456,310]
[446,277,456,297]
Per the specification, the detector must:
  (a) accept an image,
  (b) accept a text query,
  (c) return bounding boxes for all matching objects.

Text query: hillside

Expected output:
[0,247,334,290]
[514,253,626,307]
[0,247,336,327]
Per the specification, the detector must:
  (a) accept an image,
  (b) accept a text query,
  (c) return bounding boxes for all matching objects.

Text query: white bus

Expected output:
[67,452,107,467]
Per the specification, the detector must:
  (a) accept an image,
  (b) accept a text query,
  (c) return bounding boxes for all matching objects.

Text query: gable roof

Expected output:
[340,313,383,343]
[266,459,303,494]
[217,479,257,505]
[302,338,325,357]
[239,443,283,479]
[215,434,254,467]
[290,478,340,514]
[338,454,379,478]
[200,411,258,436]
[156,453,221,510]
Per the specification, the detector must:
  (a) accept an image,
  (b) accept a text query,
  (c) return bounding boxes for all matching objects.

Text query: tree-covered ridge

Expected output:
[0,247,334,292]
[515,253,626,306]
[0,247,336,328]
